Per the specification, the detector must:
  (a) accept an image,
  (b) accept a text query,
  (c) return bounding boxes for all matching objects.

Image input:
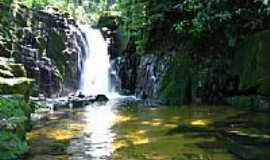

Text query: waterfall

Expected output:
[79,24,111,96]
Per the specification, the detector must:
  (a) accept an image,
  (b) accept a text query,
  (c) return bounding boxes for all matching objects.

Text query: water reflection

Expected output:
[68,101,117,160]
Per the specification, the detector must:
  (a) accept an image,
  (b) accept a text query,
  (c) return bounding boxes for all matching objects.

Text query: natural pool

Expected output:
[24,99,270,160]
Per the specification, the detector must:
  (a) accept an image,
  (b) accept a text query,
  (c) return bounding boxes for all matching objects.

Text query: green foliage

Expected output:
[0,77,33,97]
[114,0,150,52]
[0,98,30,119]
[114,0,270,53]
[0,0,113,23]
[173,0,270,46]
[19,0,112,22]
[0,98,31,159]
[0,98,31,137]
[22,0,48,8]
[0,131,28,160]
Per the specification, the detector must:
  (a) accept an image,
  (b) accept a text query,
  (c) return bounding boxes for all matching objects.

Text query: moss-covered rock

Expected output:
[0,57,27,77]
[226,96,255,108]
[46,28,66,78]
[161,53,194,104]
[234,30,270,96]
[0,77,33,97]
[97,16,119,30]
[0,57,33,98]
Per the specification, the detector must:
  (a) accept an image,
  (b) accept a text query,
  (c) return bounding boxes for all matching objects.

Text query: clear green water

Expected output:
[25,101,270,160]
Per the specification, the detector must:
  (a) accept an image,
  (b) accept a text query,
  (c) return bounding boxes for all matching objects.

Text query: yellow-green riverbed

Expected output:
[24,101,270,160]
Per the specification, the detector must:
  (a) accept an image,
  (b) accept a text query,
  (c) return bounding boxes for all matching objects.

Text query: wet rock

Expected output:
[70,95,109,108]
[112,54,140,95]
[31,94,110,110]
[226,96,270,111]
[135,54,172,99]
[233,31,270,97]
[16,7,85,97]
[70,97,90,108]
[112,53,172,100]
[226,96,255,108]
[95,94,109,102]
[255,96,270,111]
[0,58,33,97]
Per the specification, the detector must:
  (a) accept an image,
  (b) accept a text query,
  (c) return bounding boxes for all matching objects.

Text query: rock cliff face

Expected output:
[19,9,85,97]
[0,4,85,97]
[112,52,172,100]
[113,30,270,107]
[135,54,172,99]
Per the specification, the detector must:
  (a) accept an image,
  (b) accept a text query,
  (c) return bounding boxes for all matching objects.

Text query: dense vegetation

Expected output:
[116,0,270,52]
[0,97,31,159]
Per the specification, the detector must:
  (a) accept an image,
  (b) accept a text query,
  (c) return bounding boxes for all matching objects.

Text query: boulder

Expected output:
[0,58,33,98]
[0,77,33,97]
[95,94,109,102]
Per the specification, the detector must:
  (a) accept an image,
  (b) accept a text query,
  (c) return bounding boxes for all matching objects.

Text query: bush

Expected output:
[0,97,31,159]
[0,131,28,160]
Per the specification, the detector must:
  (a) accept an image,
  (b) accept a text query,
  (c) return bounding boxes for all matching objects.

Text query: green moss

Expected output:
[0,68,13,77]
[226,96,255,108]
[234,30,270,96]
[46,28,66,80]
[9,63,27,77]
[0,77,33,98]
[0,59,32,115]
[0,60,27,78]
[0,58,33,98]
[161,53,194,105]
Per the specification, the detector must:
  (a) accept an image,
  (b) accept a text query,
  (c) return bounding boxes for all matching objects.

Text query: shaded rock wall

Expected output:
[19,9,84,97]
[135,54,172,99]
[0,57,33,98]
[113,30,270,107]
[0,4,85,97]
[233,30,270,97]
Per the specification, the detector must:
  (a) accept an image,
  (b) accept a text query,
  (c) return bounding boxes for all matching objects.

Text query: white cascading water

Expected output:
[79,24,111,96]
[68,24,117,160]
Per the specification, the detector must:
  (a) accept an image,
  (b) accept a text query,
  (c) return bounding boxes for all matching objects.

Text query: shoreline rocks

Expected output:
[30,94,110,110]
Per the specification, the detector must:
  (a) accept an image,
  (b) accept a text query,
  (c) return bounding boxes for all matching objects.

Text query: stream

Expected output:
[25,99,119,160]
[24,93,270,160]
[25,99,245,160]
